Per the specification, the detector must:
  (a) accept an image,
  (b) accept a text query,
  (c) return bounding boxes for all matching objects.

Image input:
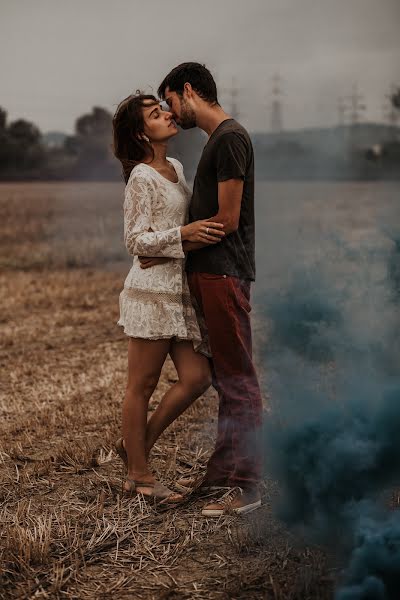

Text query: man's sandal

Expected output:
[124,478,184,504]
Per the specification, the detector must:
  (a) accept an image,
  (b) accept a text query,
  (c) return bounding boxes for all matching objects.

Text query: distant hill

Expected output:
[32,123,399,181]
[252,123,399,153]
[252,123,400,180]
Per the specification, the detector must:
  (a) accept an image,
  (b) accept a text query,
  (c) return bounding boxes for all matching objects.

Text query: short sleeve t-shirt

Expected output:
[185,119,255,281]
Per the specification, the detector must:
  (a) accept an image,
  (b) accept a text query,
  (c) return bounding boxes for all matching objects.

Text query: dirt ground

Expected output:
[0,183,334,599]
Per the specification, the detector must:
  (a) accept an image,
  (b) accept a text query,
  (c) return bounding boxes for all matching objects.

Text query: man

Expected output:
[141,62,263,515]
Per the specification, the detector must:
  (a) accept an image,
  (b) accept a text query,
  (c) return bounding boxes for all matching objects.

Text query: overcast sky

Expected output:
[1,0,399,134]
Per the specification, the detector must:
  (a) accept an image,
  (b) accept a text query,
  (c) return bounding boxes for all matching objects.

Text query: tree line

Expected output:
[1,89,398,181]
[0,106,120,181]
[0,104,205,182]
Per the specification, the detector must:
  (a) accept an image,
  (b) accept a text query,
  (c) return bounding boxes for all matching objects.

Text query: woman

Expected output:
[112,93,224,502]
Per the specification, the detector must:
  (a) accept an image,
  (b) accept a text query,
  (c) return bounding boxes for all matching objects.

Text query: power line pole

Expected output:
[270,73,284,133]
[337,97,347,126]
[346,84,366,126]
[221,77,240,120]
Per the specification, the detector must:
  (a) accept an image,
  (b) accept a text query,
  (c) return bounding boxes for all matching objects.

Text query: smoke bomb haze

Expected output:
[254,182,400,597]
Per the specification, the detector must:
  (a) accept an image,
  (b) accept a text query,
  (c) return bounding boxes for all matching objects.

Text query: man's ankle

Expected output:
[234,485,260,496]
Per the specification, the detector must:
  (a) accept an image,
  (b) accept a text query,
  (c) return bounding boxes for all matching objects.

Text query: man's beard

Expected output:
[178,97,197,129]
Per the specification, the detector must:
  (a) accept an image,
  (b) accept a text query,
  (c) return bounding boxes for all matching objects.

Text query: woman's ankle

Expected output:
[126,470,154,482]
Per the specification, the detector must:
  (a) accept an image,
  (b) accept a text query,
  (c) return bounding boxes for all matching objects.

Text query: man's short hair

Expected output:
[158,62,219,104]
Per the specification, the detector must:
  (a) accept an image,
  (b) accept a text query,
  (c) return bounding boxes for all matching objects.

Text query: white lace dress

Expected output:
[117,158,209,355]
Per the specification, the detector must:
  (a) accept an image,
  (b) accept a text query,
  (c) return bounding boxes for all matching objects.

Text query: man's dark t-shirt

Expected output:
[185,119,255,281]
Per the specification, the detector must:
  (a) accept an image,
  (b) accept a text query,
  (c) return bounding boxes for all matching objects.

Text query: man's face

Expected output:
[164,87,197,130]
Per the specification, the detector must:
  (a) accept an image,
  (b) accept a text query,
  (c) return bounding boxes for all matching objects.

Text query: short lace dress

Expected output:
[117,157,210,355]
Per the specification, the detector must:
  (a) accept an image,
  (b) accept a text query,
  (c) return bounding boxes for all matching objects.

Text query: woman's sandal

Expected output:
[124,478,184,504]
[117,439,185,503]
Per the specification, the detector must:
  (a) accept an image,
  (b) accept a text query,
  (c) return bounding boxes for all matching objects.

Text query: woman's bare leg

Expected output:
[122,337,170,492]
[145,341,212,453]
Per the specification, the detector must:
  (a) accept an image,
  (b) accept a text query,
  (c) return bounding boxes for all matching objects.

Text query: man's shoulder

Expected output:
[229,119,250,136]
[214,120,252,146]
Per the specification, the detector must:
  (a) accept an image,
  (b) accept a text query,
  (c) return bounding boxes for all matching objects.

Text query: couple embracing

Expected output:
[112,62,263,516]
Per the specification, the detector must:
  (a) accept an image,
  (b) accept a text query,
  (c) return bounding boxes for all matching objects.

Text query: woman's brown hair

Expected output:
[112,92,158,183]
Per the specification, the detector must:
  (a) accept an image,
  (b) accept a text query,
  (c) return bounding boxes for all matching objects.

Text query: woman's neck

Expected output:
[147,141,168,167]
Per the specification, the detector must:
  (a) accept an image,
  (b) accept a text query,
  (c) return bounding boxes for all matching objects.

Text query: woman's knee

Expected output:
[126,373,159,400]
[182,365,212,396]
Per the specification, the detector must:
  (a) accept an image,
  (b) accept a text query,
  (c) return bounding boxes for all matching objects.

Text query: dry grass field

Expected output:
[0,183,333,599]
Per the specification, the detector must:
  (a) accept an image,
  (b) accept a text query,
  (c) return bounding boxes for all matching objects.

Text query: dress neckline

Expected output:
[140,159,180,185]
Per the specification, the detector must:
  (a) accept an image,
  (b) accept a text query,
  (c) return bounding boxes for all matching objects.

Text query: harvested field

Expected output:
[0,183,335,599]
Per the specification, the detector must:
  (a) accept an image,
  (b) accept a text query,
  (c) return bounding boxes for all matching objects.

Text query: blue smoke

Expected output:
[262,269,342,362]
[265,387,400,531]
[387,234,400,301]
[336,513,400,600]
[259,238,400,373]
[256,230,400,599]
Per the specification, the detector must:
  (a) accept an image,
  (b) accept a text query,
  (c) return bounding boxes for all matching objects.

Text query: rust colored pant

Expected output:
[187,272,263,489]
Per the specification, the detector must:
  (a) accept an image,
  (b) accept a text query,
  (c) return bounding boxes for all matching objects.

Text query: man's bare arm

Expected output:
[139,220,224,268]
[211,179,243,234]
[182,240,208,252]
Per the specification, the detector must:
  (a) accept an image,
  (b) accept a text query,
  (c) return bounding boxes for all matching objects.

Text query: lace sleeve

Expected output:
[123,174,185,258]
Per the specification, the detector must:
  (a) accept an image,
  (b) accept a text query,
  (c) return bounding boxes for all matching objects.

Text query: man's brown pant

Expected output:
[187,272,263,489]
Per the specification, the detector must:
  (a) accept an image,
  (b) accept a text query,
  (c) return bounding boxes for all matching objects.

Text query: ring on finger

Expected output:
[206,227,209,235]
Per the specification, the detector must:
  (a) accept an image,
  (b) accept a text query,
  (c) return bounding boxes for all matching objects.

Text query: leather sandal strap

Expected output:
[126,479,155,491]
[124,479,182,502]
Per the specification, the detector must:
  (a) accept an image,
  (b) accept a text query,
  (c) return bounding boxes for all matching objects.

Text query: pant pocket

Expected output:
[231,280,251,313]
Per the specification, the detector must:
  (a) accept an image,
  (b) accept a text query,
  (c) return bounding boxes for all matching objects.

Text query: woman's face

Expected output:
[142,99,178,143]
